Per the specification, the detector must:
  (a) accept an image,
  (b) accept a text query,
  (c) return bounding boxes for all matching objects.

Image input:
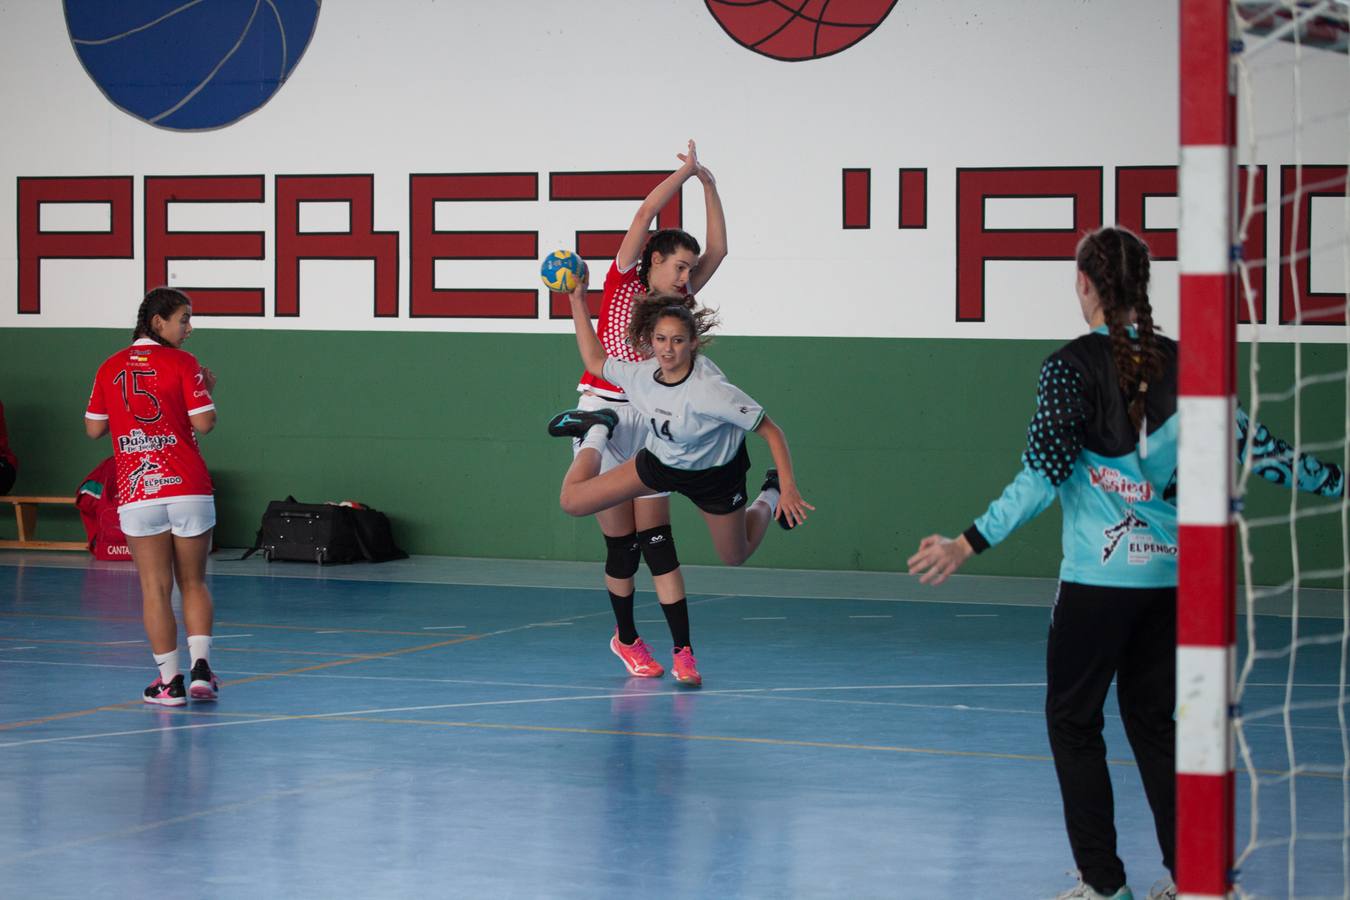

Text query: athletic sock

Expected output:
[661,598,691,650]
[609,591,638,645]
[756,487,781,517]
[153,649,180,684]
[187,634,212,668]
[579,423,609,454]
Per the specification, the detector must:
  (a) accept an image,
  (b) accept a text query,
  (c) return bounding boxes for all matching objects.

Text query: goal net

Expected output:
[1180,2,1350,898]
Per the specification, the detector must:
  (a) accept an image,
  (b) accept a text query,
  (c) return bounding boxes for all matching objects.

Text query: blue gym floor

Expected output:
[0,551,1344,899]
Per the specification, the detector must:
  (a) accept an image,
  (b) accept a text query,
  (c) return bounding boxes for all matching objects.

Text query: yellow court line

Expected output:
[127,707,1345,781]
[0,633,485,731]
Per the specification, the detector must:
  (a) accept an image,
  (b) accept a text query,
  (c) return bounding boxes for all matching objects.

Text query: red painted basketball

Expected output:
[705,0,897,61]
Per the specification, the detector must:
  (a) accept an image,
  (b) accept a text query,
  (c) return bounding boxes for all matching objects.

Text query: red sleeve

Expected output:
[180,352,214,416]
[86,360,109,419]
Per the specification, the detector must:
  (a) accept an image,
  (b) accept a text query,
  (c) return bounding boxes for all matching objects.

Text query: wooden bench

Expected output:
[0,495,88,551]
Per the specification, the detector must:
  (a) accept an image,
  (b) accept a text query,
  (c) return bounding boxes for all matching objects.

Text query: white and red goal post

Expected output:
[1178,2,1239,898]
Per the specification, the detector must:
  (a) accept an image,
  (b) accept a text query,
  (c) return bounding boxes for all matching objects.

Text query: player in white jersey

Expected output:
[550,275,812,684]
[566,140,727,685]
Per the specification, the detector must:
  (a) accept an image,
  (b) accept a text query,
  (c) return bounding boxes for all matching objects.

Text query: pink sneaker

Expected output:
[672,646,702,686]
[143,674,186,707]
[610,632,665,678]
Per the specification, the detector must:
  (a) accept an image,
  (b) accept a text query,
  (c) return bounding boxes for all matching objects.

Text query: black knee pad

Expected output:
[604,532,641,579]
[638,525,680,576]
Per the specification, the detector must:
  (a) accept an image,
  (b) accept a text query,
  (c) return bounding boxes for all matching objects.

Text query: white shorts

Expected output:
[119,499,217,538]
[574,392,668,499]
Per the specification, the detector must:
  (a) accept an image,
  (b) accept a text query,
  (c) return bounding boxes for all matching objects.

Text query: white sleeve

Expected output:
[706,379,764,431]
[602,357,641,391]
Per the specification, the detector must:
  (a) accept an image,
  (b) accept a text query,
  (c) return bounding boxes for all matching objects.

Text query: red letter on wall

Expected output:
[956,168,1102,321]
[17,176,133,314]
[145,176,265,316]
[547,171,682,318]
[1117,164,1266,323]
[1280,164,1346,325]
[275,175,399,317]
[409,173,538,318]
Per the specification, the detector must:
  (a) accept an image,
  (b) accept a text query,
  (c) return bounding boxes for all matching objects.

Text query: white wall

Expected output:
[1,1,1344,341]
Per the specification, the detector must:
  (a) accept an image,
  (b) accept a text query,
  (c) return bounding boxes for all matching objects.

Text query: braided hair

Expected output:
[637,229,701,291]
[1075,227,1162,432]
[627,291,719,357]
[133,287,192,346]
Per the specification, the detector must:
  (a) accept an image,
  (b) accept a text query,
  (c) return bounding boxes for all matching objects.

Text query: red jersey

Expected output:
[577,260,652,399]
[85,339,215,509]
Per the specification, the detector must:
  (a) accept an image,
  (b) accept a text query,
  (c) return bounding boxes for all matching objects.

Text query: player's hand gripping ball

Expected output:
[540,250,588,292]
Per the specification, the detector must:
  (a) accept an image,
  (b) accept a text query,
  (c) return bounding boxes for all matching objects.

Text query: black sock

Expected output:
[661,598,691,650]
[610,591,638,645]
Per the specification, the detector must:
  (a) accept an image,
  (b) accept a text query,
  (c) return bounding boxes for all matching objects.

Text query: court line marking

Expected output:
[0,658,1343,736]
[0,769,378,866]
[420,625,466,630]
[0,612,456,637]
[0,597,729,733]
[8,704,1342,782]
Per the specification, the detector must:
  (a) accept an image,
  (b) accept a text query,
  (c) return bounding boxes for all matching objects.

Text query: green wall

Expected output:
[1,328,1343,585]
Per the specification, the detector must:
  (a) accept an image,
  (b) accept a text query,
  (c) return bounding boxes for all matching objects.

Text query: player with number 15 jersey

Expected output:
[85,338,215,510]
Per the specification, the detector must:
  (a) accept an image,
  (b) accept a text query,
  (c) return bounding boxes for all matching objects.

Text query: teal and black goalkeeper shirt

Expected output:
[963,325,1343,589]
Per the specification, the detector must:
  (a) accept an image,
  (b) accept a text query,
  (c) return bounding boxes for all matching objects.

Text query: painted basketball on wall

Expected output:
[63,0,322,131]
[705,0,898,61]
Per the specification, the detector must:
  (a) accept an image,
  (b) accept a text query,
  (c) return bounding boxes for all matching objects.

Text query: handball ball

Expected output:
[540,250,588,292]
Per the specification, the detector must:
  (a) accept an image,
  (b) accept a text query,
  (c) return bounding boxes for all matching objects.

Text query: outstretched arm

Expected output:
[1237,405,1345,497]
[568,268,606,379]
[616,140,700,271]
[753,414,814,527]
[687,161,726,295]
[908,355,1085,585]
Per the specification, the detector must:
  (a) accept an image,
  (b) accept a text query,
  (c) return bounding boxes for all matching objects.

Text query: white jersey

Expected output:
[602,355,764,471]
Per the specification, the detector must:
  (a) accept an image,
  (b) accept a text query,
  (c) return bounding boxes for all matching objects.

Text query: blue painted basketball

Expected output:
[540,250,588,293]
[64,0,322,132]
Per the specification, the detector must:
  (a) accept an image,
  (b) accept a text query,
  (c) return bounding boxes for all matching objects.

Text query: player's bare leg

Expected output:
[127,531,177,653]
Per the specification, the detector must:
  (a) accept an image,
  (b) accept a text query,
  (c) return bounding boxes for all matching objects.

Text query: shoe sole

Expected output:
[673,672,702,686]
[609,640,664,678]
[189,682,218,701]
[143,694,186,707]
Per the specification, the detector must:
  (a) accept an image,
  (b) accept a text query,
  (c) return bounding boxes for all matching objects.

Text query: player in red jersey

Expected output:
[85,288,221,706]
[567,140,727,685]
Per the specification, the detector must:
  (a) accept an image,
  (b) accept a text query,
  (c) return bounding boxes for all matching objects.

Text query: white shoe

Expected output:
[1145,878,1176,900]
[1052,872,1134,900]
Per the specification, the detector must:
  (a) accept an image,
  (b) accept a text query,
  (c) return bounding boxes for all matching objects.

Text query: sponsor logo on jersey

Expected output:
[1088,465,1154,503]
[1101,509,1149,564]
[126,458,159,495]
[1128,535,1177,565]
[118,429,178,454]
[143,472,184,495]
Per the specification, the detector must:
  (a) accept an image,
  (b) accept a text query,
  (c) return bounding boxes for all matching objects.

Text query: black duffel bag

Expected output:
[241,497,407,564]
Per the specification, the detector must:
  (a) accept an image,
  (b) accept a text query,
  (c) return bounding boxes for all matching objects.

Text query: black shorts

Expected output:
[634,441,751,515]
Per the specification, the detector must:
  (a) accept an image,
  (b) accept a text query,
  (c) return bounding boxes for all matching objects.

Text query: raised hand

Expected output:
[675,139,699,176]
